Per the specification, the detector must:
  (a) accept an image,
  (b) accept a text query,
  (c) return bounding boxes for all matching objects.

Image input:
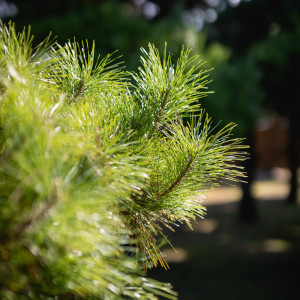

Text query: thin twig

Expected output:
[159,155,196,197]
[149,89,170,136]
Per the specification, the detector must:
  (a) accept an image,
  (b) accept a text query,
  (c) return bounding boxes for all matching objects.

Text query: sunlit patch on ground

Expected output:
[202,186,242,205]
[251,180,290,200]
[162,248,188,263]
[261,239,293,253]
[201,167,299,206]
[189,218,219,234]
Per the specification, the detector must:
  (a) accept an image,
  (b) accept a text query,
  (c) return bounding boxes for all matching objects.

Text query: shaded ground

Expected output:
[149,169,300,299]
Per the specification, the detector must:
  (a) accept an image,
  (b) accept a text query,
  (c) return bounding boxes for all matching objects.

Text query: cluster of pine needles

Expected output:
[0,22,247,299]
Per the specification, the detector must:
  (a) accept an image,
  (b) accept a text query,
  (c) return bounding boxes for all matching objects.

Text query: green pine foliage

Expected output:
[0,23,247,299]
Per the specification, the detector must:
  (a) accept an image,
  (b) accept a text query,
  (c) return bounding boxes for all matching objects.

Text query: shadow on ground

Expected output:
[149,198,300,300]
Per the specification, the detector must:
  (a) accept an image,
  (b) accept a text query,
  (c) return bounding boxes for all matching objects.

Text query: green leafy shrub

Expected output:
[0,23,247,299]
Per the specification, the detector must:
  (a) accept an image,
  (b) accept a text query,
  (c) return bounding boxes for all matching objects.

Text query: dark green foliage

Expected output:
[205,54,264,136]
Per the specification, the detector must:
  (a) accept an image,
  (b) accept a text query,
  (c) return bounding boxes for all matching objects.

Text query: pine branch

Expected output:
[72,77,85,100]
[158,155,195,198]
[0,23,248,300]
[12,184,59,240]
[150,88,170,136]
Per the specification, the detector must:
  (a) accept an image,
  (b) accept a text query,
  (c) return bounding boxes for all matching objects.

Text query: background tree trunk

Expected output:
[239,133,258,223]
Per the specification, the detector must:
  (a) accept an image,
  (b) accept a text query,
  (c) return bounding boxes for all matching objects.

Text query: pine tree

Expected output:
[0,23,247,299]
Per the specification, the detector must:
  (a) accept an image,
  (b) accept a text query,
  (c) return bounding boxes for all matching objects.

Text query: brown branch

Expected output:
[156,169,160,199]
[70,78,85,101]
[159,156,196,198]
[18,197,56,234]
[149,89,170,136]
[7,179,61,241]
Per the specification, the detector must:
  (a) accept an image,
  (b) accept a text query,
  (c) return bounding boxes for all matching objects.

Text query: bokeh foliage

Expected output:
[7,0,270,135]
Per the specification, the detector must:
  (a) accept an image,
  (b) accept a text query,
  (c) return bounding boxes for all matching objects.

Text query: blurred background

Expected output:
[1,0,299,299]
